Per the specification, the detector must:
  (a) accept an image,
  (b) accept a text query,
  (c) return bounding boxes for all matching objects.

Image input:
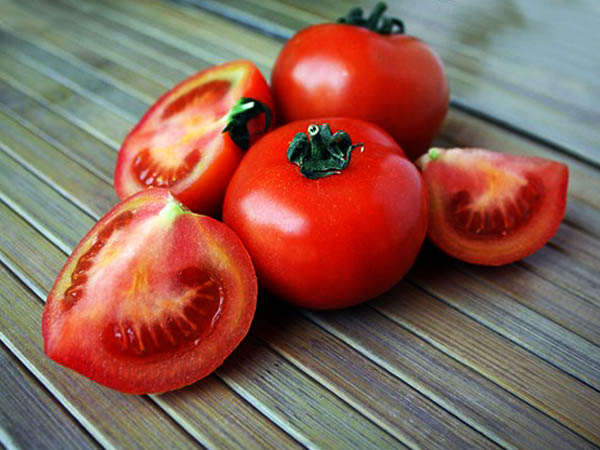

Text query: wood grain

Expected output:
[373,282,600,444]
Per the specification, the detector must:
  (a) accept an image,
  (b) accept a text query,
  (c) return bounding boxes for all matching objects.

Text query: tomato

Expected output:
[42,189,257,394]
[223,118,428,309]
[114,60,274,216]
[271,3,448,160]
[416,148,569,266]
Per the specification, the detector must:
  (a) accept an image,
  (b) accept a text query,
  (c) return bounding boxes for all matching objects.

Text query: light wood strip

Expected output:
[60,0,280,77]
[0,29,145,122]
[520,245,600,307]
[0,207,201,450]
[451,256,600,345]
[0,81,116,183]
[305,306,595,450]
[0,342,100,450]
[0,110,119,218]
[0,150,91,253]
[5,0,194,86]
[409,247,600,391]
[1,0,177,93]
[253,300,501,449]
[373,282,600,445]
[187,0,600,165]
[218,335,407,449]
[0,22,157,106]
[0,50,133,147]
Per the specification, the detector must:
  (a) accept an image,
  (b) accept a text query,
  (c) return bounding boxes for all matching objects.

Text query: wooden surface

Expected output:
[0,0,599,449]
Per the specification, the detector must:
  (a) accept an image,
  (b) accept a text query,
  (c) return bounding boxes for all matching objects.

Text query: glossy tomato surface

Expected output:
[42,189,257,394]
[223,118,428,309]
[271,23,448,160]
[417,148,569,265]
[114,60,274,216]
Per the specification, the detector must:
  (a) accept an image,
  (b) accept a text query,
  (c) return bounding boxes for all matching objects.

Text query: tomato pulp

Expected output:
[42,189,257,393]
[114,60,274,216]
[271,4,448,160]
[417,148,569,265]
[223,118,429,309]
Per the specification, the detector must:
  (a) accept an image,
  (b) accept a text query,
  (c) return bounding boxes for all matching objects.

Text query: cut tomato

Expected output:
[114,60,274,216]
[42,189,257,394]
[416,148,568,266]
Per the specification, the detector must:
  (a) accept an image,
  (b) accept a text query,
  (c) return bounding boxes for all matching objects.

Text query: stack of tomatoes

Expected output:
[42,4,568,394]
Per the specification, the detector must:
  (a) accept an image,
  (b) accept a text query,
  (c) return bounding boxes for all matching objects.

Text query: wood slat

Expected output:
[409,248,600,391]
[186,0,600,165]
[0,342,100,450]
[0,51,132,147]
[306,306,596,450]
[0,81,116,184]
[373,282,600,444]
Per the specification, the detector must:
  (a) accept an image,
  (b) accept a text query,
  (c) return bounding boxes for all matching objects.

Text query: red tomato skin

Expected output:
[223,118,428,309]
[271,24,449,160]
[114,60,274,217]
[42,189,257,394]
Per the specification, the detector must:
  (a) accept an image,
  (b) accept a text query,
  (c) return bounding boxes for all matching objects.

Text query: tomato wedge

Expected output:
[417,148,568,265]
[42,189,257,394]
[114,60,274,216]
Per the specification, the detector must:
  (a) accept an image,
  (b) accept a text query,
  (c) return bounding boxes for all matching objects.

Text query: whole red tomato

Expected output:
[271,3,449,160]
[223,118,428,309]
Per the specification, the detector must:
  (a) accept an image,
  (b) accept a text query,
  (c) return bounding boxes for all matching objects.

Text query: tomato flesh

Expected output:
[42,189,257,393]
[114,60,274,216]
[417,148,568,265]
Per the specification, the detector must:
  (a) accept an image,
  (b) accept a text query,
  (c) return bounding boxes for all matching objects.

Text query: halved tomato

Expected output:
[114,60,274,216]
[42,189,257,394]
[416,148,568,266]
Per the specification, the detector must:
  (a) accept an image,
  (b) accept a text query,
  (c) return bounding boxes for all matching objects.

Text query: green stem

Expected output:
[337,2,405,35]
[223,97,272,150]
[287,123,362,180]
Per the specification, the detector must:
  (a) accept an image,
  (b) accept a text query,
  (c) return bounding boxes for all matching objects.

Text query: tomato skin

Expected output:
[417,148,569,266]
[114,60,274,217]
[223,118,428,309]
[42,189,257,394]
[271,24,448,160]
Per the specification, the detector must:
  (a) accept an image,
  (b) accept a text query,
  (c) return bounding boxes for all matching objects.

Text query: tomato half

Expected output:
[42,189,257,394]
[416,148,569,265]
[114,60,274,216]
[223,118,428,309]
[271,4,448,160]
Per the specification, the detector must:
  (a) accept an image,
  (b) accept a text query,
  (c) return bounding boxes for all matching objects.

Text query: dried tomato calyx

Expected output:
[337,2,405,35]
[223,97,272,150]
[287,123,362,180]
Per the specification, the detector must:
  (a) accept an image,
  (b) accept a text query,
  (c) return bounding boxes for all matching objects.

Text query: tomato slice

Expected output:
[42,189,257,394]
[416,148,568,265]
[114,60,274,216]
